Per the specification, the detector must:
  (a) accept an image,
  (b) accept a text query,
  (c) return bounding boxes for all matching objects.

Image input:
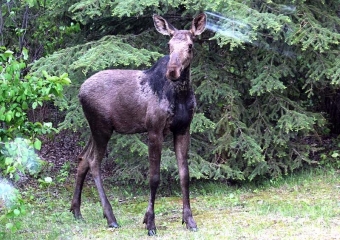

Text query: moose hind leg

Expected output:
[89,131,119,228]
[70,138,91,219]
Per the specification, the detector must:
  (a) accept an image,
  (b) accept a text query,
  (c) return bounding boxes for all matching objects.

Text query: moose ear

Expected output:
[191,13,207,36]
[153,14,177,36]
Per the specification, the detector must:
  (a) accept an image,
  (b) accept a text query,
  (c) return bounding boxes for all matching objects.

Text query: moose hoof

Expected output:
[75,217,86,223]
[147,229,157,236]
[183,216,197,232]
[108,222,120,228]
[72,213,85,222]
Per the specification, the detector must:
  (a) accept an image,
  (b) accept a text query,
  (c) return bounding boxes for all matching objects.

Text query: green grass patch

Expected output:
[2,168,340,239]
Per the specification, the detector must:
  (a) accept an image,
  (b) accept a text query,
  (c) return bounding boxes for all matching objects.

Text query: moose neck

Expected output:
[170,64,192,94]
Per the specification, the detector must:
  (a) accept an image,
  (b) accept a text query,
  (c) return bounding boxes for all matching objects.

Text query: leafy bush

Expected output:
[0,48,70,141]
[0,179,26,235]
[0,47,70,232]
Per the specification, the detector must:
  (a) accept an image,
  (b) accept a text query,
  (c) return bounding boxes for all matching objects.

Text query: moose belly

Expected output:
[109,100,149,134]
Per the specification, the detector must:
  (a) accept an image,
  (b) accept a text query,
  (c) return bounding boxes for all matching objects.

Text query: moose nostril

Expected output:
[166,68,181,81]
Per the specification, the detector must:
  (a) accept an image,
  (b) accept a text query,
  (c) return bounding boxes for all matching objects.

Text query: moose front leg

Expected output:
[174,129,197,231]
[143,131,163,236]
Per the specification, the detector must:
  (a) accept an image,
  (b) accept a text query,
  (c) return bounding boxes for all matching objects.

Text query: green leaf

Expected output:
[13,209,21,216]
[4,50,14,58]
[44,177,53,183]
[6,222,14,229]
[42,70,50,79]
[22,101,28,110]
[43,122,53,128]
[22,47,29,60]
[32,102,38,109]
[33,139,42,150]
[5,111,12,122]
[5,157,13,165]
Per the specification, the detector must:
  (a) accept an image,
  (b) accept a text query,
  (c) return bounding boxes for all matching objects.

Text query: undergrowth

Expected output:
[1,167,340,239]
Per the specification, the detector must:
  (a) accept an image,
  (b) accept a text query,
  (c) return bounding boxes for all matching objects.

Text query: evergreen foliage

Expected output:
[1,0,80,59]
[3,0,340,183]
[31,35,162,76]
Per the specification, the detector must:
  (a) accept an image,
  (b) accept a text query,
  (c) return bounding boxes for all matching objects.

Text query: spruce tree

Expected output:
[7,0,339,182]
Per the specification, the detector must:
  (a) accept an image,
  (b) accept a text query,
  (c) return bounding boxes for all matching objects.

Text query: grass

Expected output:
[2,168,340,239]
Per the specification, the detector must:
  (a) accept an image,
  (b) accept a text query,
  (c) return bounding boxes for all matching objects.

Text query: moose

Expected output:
[70,13,207,236]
